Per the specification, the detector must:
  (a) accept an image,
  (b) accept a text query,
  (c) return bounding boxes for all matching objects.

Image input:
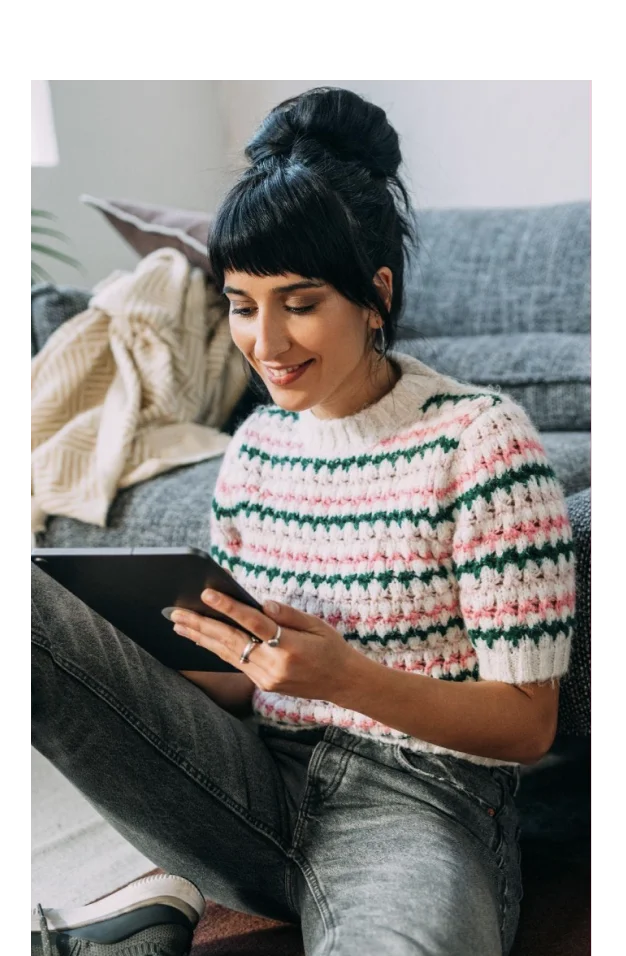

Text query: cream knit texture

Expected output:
[209,351,575,767]
[31,248,247,532]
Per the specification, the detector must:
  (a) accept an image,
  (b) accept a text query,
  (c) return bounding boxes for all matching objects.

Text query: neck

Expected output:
[292,351,443,458]
[310,355,401,421]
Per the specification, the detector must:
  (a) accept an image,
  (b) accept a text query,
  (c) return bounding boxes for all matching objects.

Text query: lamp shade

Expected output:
[31,81,59,166]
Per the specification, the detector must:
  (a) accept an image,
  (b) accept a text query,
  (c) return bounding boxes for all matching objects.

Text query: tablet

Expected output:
[31,547,265,672]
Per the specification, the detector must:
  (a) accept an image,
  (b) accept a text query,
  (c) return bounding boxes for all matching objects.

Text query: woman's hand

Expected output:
[170,589,360,703]
[172,590,564,763]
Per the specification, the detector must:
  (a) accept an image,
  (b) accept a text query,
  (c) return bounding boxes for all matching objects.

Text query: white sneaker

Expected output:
[31,873,205,955]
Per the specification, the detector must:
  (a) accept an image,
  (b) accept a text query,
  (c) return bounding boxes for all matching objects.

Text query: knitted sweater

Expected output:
[209,351,575,767]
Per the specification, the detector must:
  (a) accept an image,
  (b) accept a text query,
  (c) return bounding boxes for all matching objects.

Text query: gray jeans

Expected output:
[31,563,523,955]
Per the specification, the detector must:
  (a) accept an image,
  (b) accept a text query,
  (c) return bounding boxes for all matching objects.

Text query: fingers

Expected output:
[199,588,278,641]
[172,616,256,671]
[261,598,320,633]
[171,610,242,647]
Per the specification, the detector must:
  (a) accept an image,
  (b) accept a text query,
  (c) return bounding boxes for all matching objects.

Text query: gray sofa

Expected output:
[32,200,590,853]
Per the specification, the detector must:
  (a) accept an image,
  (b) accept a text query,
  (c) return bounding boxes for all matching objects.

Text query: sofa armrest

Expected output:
[556,488,590,737]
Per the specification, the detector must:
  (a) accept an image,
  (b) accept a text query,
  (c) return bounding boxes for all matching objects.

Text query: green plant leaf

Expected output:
[31,225,70,242]
[31,208,58,221]
[31,262,55,284]
[31,242,82,269]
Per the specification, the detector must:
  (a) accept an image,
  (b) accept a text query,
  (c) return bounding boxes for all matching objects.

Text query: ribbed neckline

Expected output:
[290,351,443,457]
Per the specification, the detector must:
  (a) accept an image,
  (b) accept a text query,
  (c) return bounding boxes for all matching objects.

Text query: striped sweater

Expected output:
[209,351,575,766]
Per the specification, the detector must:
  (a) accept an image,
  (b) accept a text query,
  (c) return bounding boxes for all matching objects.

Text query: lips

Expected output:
[264,359,314,385]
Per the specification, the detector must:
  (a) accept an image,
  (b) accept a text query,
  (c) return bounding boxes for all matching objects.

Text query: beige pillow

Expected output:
[81,195,214,275]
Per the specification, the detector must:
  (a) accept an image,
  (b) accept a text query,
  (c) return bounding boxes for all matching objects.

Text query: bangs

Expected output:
[207,166,371,299]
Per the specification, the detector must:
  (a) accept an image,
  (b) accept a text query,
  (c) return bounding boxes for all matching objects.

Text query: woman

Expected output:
[32,88,575,956]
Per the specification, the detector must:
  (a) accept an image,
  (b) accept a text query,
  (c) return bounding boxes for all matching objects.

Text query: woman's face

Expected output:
[223,268,393,419]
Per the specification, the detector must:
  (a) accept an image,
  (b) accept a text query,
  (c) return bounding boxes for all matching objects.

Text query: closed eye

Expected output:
[285,302,316,315]
[230,306,254,315]
[230,305,317,316]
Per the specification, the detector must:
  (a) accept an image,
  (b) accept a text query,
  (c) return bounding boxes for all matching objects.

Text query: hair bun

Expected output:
[245,87,402,179]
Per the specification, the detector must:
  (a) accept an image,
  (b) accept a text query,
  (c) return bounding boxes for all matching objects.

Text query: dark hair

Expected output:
[208,86,418,378]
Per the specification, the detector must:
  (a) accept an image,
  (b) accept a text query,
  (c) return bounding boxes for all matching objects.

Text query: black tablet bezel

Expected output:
[31,547,265,672]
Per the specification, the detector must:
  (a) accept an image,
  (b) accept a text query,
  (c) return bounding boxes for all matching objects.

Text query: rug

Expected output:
[31,749,153,908]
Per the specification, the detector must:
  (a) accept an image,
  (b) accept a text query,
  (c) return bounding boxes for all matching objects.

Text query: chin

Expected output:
[269,391,314,412]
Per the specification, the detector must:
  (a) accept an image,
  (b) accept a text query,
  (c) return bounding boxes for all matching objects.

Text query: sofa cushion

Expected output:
[400,201,590,337]
[31,283,91,356]
[81,195,214,275]
[399,335,590,432]
[539,433,590,498]
[35,455,222,552]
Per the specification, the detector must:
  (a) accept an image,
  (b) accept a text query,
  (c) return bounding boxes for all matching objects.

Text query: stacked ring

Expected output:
[239,634,262,664]
[268,624,282,647]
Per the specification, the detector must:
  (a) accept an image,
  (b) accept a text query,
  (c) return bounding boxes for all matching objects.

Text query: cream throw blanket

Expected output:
[31,248,247,532]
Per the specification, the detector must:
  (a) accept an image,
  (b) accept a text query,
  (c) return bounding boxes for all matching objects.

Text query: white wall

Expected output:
[31,81,227,289]
[216,80,590,208]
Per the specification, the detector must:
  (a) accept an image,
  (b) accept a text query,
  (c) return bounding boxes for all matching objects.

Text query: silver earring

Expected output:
[375,325,386,354]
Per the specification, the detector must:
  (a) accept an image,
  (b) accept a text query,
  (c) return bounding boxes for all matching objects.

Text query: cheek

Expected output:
[229,320,251,353]
[319,317,365,356]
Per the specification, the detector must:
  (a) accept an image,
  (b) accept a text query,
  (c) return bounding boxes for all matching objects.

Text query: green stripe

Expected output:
[469,616,575,649]
[259,391,501,422]
[209,544,452,589]
[454,462,557,512]
[438,665,480,682]
[240,433,460,472]
[345,616,466,646]
[259,405,297,420]
[454,540,575,579]
[212,461,558,532]
[421,391,502,414]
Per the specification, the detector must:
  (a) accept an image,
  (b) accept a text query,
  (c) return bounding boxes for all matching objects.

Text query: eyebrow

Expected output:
[222,280,325,296]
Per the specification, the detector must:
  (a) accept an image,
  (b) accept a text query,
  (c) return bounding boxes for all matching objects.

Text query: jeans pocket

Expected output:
[393,747,511,818]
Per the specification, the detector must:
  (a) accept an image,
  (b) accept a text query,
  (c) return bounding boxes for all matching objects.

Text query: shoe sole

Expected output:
[31,873,205,933]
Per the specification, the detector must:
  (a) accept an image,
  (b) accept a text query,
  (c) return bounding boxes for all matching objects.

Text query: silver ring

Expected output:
[239,638,260,665]
[268,624,282,647]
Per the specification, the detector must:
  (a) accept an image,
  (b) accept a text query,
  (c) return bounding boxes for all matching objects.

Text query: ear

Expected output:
[373,267,393,314]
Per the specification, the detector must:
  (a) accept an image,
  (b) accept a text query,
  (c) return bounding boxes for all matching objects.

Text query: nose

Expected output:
[252,310,291,363]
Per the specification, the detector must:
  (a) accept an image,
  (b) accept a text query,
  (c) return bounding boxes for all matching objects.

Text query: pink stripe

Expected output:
[215,480,262,498]
[463,592,575,624]
[256,703,390,734]
[454,514,572,557]
[325,603,461,631]
[221,512,569,574]
[449,438,546,495]
[217,438,546,509]
[244,409,475,454]
[375,411,475,448]
[393,650,477,674]
[242,427,306,453]
[242,540,452,566]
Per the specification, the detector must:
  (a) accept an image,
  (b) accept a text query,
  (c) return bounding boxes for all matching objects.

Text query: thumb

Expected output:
[263,599,320,632]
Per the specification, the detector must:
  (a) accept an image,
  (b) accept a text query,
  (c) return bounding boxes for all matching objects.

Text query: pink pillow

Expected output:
[81,194,214,276]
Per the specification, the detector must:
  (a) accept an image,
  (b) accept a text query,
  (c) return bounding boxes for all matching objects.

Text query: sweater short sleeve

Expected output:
[451,398,575,684]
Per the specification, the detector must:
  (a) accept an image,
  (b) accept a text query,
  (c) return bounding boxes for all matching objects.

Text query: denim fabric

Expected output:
[32,563,523,955]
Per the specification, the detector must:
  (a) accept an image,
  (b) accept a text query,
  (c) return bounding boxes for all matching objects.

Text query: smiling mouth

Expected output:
[263,359,314,383]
